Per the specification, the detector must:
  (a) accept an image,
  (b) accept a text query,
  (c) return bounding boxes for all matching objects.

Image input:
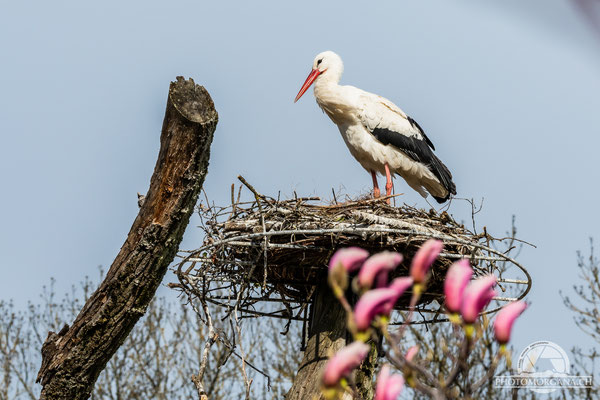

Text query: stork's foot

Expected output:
[373,187,381,199]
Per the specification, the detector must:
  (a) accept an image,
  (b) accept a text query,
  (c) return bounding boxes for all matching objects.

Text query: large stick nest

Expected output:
[174,184,531,324]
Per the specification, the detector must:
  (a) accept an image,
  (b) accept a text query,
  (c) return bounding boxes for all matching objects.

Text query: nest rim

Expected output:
[174,188,532,326]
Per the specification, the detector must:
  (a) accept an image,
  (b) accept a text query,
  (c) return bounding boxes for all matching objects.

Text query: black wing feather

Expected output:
[407,116,435,150]
[370,126,456,202]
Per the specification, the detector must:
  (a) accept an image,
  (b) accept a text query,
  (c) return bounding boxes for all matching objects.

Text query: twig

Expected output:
[380,324,441,397]
[470,351,503,391]
[190,299,218,400]
[443,334,471,389]
[237,175,268,201]
[233,299,253,399]
[237,175,269,289]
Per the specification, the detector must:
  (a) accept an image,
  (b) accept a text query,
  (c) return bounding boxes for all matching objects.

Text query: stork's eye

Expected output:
[317,59,323,65]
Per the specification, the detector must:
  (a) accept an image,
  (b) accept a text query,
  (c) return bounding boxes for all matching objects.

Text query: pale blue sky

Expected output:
[1,0,599,379]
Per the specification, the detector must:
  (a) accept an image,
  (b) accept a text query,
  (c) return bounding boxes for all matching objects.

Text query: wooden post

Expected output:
[286,282,376,400]
[36,77,218,400]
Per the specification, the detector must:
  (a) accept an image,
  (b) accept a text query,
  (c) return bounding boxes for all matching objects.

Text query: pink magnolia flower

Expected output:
[358,251,403,289]
[354,288,398,331]
[410,239,443,284]
[460,275,497,324]
[375,365,404,400]
[405,345,419,362]
[322,341,370,387]
[380,277,414,315]
[329,247,369,272]
[494,301,527,344]
[444,260,473,313]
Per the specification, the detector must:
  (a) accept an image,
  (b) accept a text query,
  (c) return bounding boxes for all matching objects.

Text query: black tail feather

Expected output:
[429,154,456,203]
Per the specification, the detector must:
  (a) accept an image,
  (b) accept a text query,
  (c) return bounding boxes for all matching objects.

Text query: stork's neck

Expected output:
[313,72,354,125]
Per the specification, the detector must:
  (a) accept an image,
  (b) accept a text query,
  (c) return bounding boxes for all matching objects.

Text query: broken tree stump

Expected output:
[36,77,218,400]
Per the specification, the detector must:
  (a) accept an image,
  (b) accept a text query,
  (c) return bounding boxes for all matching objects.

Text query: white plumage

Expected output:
[295,51,456,203]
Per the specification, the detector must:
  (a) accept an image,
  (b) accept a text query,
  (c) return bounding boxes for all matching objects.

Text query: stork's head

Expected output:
[294,51,344,102]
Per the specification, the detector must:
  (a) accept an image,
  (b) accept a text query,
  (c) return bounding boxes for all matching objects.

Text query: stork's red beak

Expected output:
[294,68,321,102]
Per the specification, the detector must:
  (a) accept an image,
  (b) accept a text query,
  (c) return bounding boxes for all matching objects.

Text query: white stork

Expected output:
[294,51,456,204]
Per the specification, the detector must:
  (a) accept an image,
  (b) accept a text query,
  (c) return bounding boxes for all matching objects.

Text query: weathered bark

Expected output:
[286,283,376,400]
[355,342,377,400]
[36,77,218,400]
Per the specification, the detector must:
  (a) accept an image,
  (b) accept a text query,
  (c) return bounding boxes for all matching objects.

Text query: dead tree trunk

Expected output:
[36,77,218,400]
[286,283,376,400]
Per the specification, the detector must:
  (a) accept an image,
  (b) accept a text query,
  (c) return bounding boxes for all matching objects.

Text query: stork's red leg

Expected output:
[371,171,380,198]
[384,163,393,204]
